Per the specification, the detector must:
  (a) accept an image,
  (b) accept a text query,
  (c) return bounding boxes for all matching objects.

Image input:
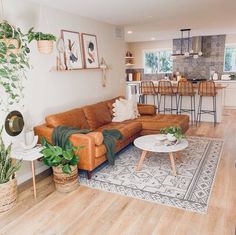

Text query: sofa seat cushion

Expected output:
[135,114,189,133]
[46,108,90,129]
[95,121,142,140]
[83,102,112,130]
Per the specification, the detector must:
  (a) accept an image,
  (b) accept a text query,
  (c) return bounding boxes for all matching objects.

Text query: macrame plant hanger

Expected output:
[36,3,54,54]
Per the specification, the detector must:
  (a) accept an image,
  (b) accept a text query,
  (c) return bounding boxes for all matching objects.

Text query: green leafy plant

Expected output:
[40,137,82,174]
[229,74,236,80]
[0,127,22,184]
[27,28,56,43]
[0,21,30,110]
[160,126,185,140]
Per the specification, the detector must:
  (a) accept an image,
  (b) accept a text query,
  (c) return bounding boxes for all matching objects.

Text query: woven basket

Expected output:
[52,165,79,193]
[0,178,17,213]
[37,40,53,54]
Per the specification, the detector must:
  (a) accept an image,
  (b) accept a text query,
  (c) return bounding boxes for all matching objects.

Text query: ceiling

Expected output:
[30,0,236,42]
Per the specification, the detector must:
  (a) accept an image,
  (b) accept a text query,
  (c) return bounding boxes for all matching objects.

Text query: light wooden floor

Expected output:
[0,109,236,235]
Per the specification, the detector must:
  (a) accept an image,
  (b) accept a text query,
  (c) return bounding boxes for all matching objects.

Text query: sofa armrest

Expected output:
[138,104,156,115]
[34,124,104,171]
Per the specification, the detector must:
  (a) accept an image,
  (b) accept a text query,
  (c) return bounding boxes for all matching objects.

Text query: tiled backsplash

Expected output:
[173,35,226,80]
[126,35,226,81]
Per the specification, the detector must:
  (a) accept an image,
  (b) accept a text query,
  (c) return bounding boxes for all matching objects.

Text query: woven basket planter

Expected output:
[0,178,17,213]
[52,165,79,193]
[37,40,53,54]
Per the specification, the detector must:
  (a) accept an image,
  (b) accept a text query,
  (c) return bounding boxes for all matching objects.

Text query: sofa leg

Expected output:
[86,171,92,179]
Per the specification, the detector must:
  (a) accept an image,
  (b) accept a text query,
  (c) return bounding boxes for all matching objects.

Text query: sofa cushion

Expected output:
[83,102,112,130]
[138,104,156,115]
[95,120,142,140]
[135,114,189,133]
[46,108,90,129]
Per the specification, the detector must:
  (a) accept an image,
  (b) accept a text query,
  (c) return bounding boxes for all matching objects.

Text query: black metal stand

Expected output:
[158,94,178,114]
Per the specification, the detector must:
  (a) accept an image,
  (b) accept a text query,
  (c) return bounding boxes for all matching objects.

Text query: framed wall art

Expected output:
[61,30,83,70]
[82,33,99,69]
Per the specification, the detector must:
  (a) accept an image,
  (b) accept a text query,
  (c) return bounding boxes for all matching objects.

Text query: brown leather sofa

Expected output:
[34,97,189,178]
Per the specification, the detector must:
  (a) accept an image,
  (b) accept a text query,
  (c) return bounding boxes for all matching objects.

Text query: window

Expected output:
[224,45,236,72]
[144,49,172,74]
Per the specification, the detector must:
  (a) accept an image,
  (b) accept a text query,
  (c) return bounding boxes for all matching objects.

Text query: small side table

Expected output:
[11,145,43,199]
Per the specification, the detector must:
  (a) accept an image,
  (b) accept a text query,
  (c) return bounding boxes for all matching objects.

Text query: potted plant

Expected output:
[160,126,185,142]
[0,21,30,110]
[0,127,22,213]
[40,137,81,193]
[27,28,56,54]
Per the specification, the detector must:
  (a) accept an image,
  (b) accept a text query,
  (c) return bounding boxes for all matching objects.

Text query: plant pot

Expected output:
[0,38,20,54]
[0,178,17,213]
[52,165,79,193]
[167,133,177,142]
[37,40,53,54]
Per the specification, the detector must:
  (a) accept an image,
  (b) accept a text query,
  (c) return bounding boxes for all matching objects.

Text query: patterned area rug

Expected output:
[80,136,223,213]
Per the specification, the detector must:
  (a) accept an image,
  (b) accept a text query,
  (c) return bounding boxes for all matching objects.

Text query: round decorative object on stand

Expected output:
[52,165,79,193]
[0,178,17,213]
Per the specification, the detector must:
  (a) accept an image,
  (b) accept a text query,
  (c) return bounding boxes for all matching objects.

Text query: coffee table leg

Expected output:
[169,152,177,176]
[136,150,148,171]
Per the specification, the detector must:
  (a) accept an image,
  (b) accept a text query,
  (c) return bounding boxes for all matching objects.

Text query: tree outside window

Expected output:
[224,46,236,72]
[144,49,172,74]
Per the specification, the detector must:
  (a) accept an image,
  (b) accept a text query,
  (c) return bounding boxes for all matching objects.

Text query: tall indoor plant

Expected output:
[40,137,81,193]
[0,127,22,213]
[27,28,56,54]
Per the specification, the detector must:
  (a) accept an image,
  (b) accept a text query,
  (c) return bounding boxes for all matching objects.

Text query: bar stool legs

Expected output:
[159,94,178,114]
[197,96,217,126]
[177,95,196,124]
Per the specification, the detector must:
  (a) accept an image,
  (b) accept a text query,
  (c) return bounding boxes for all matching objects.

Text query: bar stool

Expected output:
[177,81,196,123]
[197,81,217,126]
[158,81,177,114]
[139,81,158,106]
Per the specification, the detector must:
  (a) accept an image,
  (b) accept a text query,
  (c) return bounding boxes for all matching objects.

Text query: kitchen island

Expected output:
[126,80,226,123]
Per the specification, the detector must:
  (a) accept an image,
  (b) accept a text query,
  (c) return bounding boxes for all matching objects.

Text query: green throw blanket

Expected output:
[52,126,123,165]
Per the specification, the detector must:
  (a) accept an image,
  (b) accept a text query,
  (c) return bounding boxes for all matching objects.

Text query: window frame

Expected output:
[143,48,173,75]
[223,43,236,73]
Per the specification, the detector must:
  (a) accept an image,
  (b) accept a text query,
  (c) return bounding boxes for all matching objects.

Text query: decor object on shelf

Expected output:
[27,27,56,54]
[4,110,24,137]
[40,137,81,192]
[160,126,185,142]
[20,135,38,150]
[61,30,83,70]
[82,33,99,69]
[0,21,30,110]
[125,51,135,67]
[56,37,66,71]
[100,57,108,87]
[0,127,22,212]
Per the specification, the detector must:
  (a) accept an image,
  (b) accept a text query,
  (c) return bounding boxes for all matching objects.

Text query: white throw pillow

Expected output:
[112,98,140,122]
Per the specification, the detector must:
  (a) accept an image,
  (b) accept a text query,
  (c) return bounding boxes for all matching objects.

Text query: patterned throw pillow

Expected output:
[112,98,140,122]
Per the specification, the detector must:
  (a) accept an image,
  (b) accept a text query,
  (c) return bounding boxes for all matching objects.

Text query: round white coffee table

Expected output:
[134,134,188,176]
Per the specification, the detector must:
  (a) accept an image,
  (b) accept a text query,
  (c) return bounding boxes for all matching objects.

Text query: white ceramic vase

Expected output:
[167,133,177,142]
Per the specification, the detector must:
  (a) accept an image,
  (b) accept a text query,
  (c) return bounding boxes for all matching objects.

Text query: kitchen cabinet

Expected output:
[215,81,236,108]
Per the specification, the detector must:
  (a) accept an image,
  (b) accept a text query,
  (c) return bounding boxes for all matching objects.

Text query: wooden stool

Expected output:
[197,81,217,126]
[139,81,158,107]
[158,81,177,114]
[177,81,196,123]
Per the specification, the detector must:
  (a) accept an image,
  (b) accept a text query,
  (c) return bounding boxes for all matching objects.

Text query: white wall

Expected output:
[0,0,125,183]
[128,34,236,69]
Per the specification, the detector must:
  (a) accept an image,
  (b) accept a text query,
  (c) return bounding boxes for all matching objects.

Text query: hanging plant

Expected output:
[27,27,56,54]
[0,21,30,110]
